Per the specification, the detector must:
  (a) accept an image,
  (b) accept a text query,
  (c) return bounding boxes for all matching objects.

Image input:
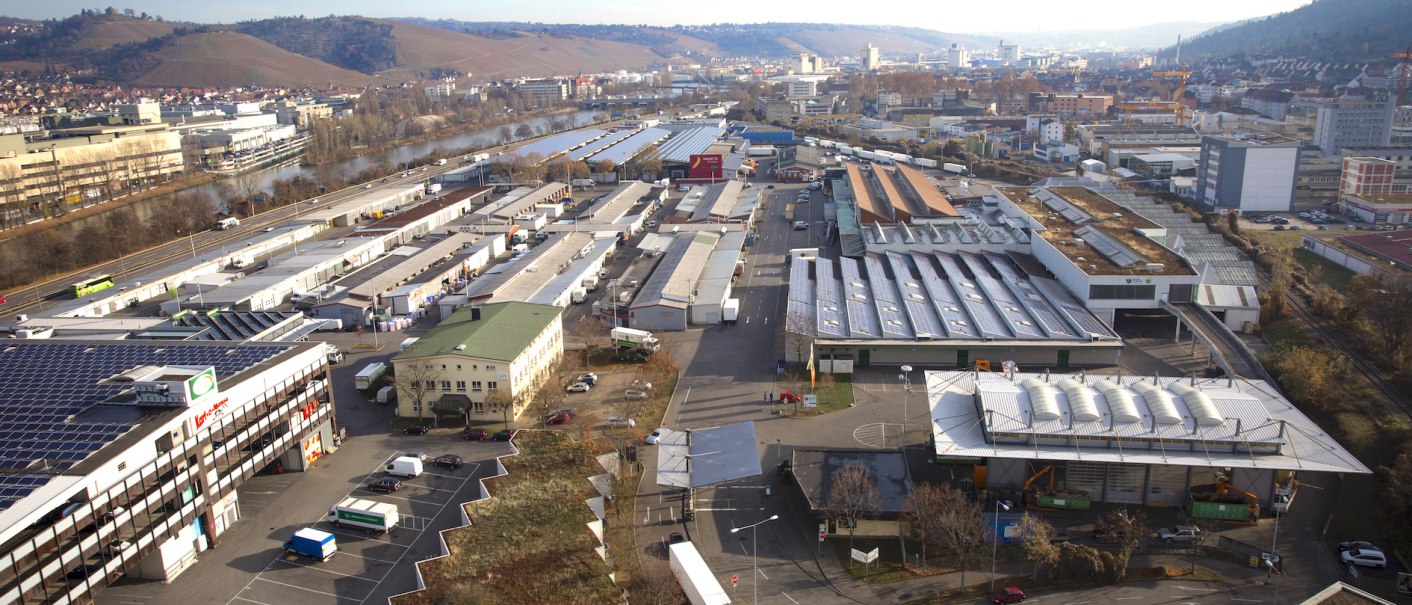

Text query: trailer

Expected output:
[611,327,660,351]
[747,145,777,157]
[722,299,740,323]
[399,337,420,352]
[914,158,938,168]
[284,528,337,561]
[669,541,731,605]
[328,498,400,534]
[942,162,967,175]
[354,362,386,391]
[571,178,595,188]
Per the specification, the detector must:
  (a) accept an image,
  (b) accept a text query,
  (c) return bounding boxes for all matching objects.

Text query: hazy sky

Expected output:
[9,0,1313,32]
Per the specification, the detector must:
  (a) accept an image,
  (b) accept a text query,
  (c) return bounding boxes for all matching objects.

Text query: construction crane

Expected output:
[1152,35,1192,125]
[1390,45,1412,106]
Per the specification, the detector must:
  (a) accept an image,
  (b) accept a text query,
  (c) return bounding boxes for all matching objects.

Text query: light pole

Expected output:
[1268,506,1282,603]
[898,365,912,449]
[730,514,778,605]
[990,499,1012,594]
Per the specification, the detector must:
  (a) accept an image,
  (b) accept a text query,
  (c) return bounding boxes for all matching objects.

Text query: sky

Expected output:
[8,0,1314,33]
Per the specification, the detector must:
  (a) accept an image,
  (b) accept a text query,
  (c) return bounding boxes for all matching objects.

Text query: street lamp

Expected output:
[990,499,1012,593]
[898,365,912,449]
[730,514,779,605]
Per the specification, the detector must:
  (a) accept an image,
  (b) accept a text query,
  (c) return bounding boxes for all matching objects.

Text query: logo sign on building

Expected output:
[184,367,219,402]
[689,154,723,179]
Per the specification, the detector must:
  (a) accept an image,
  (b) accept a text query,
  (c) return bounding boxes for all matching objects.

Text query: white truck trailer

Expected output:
[328,498,399,534]
[942,162,967,175]
[610,327,660,351]
[914,158,938,168]
[354,362,386,391]
[669,541,731,605]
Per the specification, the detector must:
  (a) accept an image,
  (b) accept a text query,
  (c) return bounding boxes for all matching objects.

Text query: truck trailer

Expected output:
[328,498,400,534]
[354,363,386,391]
[283,528,337,561]
[669,541,731,605]
[942,162,967,175]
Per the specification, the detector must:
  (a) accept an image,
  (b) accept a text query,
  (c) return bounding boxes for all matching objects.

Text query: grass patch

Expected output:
[1244,229,1307,250]
[775,373,855,416]
[1292,248,1358,291]
[1260,318,1314,349]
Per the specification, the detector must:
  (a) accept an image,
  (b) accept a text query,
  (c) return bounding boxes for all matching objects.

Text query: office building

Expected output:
[1196,134,1301,212]
[1314,96,1394,156]
[947,44,971,70]
[860,44,880,71]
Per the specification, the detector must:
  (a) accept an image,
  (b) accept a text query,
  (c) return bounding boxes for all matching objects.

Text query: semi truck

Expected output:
[283,528,337,561]
[611,327,660,351]
[354,362,386,391]
[669,541,731,605]
[942,162,967,175]
[328,498,400,534]
[747,145,777,157]
[214,217,240,230]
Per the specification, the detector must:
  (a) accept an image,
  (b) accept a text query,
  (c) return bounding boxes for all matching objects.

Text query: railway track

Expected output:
[1281,289,1412,419]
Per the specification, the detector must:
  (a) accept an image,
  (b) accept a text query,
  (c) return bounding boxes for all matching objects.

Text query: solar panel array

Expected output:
[884,252,945,338]
[1036,188,1094,224]
[509,129,606,160]
[787,261,817,335]
[983,253,1080,339]
[957,252,1046,338]
[935,253,1012,339]
[567,129,635,161]
[0,474,53,511]
[911,252,980,338]
[1028,277,1119,339]
[1074,225,1147,268]
[838,257,882,338]
[586,127,671,166]
[1099,188,1262,289]
[0,341,294,509]
[814,258,849,338]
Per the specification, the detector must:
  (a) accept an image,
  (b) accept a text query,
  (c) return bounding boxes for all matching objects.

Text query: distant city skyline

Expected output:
[9,0,1313,36]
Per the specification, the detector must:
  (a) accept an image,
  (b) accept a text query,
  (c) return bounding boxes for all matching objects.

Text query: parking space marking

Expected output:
[253,577,362,601]
[232,597,271,605]
[330,550,401,565]
[399,515,433,531]
[269,558,381,582]
[324,527,400,545]
[351,490,449,506]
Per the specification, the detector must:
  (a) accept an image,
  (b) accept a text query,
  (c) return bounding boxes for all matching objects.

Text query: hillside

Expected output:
[1166,0,1412,62]
[375,20,679,79]
[132,31,384,88]
[71,18,176,51]
[671,23,993,58]
[984,21,1226,51]
[0,13,175,63]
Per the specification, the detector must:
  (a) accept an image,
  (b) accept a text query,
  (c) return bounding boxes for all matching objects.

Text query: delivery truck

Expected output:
[328,498,400,534]
[571,178,595,188]
[942,162,967,175]
[283,528,337,561]
[354,362,386,391]
[611,327,660,351]
[385,455,423,478]
[669,541,731,605]
[376,385,397,404]
[214,217,240,230]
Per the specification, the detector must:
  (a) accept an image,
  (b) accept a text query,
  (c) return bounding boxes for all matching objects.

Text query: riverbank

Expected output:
[0,171,221,245]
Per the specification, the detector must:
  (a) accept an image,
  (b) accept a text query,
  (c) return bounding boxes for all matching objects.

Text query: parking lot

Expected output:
[225,452,474,605]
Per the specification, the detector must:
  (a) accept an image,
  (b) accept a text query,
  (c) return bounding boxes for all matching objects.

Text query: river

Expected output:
[49,109,604,228]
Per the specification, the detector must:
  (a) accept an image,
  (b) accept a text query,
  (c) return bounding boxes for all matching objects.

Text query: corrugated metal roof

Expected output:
[567,129,635,161]
[632,232,719,309]
[508,129,606,161]
[658,127,726,163]
[586,127,671,167]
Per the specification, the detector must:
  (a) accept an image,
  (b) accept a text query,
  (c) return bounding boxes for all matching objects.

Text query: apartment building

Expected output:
[1027,92,1113,119]
[1314,96,1394,156]
[516,79,571,103]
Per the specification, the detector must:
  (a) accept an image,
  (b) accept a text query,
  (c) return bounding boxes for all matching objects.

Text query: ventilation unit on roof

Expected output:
[1074,238,1086,247]
[1144,263,1165,272]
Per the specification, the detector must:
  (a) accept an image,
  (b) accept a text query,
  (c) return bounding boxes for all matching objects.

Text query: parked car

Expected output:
[66,564,102,580]
[464,428,491,441]
[367,478,401,493]
[779,391,802,404]
[1289,225,1302,230]
[1339,541,1380,552]
[433,454,464,470]
[1341,547,1387,569]
[991,586,1027,604]
[1156,525,1203,543]
[547,412,572,425]
[102,539,134,557]
[577,372,599,385]
[493,430,514,441]
[1092,527,1129,542]
[624,389,649,400]
[645,428,666,445]
[614,350,650,363]
[606,416,637,428]
[631,379,653,390]
[404,425,430,435]
[1274,225,1287,231]
[567,382,592,393]
[0,294,8,304]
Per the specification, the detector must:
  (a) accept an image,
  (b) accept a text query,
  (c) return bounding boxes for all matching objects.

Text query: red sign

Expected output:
[731,575,739,587]
[689,154,723,179]
[193,398,230,430]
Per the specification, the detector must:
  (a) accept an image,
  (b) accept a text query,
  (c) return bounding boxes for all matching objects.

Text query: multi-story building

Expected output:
[860,44,880,71]
[1240,89,1297,120]
[786,80,818,98]
[1196,134,1301,212]
[424,81,457,99]
[273,100,332,128]
[1027,92,1113,119]
[392,302,563,422]
[1339,192,1412,224]
[0,127,183,217]
[1394,105,1412,146]
[1339,157,1399,199]
[1340,145,1412,176]
[998,41,1021,64]
[947,44,971,70]
[1314,96,1394,156]
[759,97,795,124]
[516,79,570,103]
[0,340,334,604]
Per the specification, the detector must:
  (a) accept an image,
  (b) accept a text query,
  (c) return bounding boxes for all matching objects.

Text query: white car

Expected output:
[631,379,653,390]
[793,220,809,231]
[1341,548,1387,569]
[263,227,275,232]
[623,389,649,400]
[606,416,636,428]
[645,428,665,444]
[566,382,592,393]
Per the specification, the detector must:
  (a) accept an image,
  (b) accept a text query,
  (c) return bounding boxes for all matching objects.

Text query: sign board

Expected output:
[689,154,724,179]
[730,575,739,587]
[185,367,219,403]
[851,547,879,564]
[1398,572,1412,596]
[819,523,827,542]
[802,394,818,408]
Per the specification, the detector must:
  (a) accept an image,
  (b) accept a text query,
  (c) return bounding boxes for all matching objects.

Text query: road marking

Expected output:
[1231,599,1261,603]
[269,558,380,582]
[1063,601,1091,604]
[253,577,362,601]
[1115,598,1144,601]
[324,528,400,545]
[231,598,271,605]
[781,592,799,604]
[332,550,399,565]
[1174,586,1217,592]
[694,507,767,512]
[757,568,769,580]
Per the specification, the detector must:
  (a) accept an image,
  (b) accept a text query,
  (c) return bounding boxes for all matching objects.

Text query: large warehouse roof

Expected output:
[927,370,1371,475]
[508,129,606,161]
[658,127,726,163]
[568,129,635,162]
[586,127,670,167]
[787,251,1118,343]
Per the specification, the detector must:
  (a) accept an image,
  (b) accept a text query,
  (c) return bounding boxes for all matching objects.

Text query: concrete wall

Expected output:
[629,305,687,332]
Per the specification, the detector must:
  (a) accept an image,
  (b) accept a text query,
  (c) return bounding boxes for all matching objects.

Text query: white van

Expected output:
[385,456,423,478]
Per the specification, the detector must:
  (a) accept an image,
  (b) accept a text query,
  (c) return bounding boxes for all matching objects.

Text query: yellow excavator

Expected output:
[1207,479,1260,525]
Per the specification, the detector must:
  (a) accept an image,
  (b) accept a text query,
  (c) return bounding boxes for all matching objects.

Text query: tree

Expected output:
[485,388,516,431]
[1017,513,1061,577]
[528,367,569,428]
[824,464,880,552]
[1268,346,1346,410]
[1348,271,1412,362]
[929,483,987,587]
[396,361,443,424]
[780,308,815,365]
[903,483,950,568]
[1093,508,1146,581]
[627,560,686,605]
[497,125,513,145]
[514,123,535,140]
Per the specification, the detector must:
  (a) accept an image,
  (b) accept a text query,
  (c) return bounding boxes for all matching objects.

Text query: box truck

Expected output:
[722,299,740,323]
[354,362,386,391]
[434,158,448,166]
[571,178,595,188]
[324,344,344,364]
[385,456,423,478]
[375,385,397,404]
[328,498,399,534]
[611,327,660,351]
[214,217,240,230]
[283,528,337,561]
[669,541,731,605]
[942,162,967,175]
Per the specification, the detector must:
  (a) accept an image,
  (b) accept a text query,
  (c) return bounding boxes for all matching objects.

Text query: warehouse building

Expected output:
[0,340,334,604]
[927,370,1369,510]
[628,231,722,331]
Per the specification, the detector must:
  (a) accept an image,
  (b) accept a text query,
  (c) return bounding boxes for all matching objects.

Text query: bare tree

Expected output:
[627,560,687,605]
[528,366,569,427]
[514,123,535,140]
[824,464,881,552]
[568,409,599,441]
[395,361,443,424]
[569,316,606,367]
[1094,507,1146,581]
[903,483,949,568]
[484,388,516,431]
[930,483,987,588]
[1017,513,1062,577]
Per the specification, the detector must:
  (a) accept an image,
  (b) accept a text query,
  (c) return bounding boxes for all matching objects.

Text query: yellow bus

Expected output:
[71,274,115,298]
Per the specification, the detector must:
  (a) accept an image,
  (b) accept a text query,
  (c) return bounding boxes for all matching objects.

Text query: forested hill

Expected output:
[1164,0,1412,62]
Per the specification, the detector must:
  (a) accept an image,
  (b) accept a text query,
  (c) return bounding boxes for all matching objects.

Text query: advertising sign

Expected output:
[689,154,723,179]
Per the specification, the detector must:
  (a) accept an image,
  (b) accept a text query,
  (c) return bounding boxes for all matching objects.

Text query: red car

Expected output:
[0,294,8,304]
[991,587,1026,604]
[779,391,801,404]
[463,428,491,441]
[546,412,571,425]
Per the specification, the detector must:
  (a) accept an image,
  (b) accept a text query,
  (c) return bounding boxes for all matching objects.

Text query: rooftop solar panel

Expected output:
[814,258,849,338]
[983,253,1080,339]
[957,252,1047,339]
[508,129,607,160]
[586,128,671,167]
[885,252,944,339]
[910,252,979,338]
[568,129,635,161]
[935,253,1011,339]
[864,254,912,338]
[838,257,882,338]
[1073,225,1147,268]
